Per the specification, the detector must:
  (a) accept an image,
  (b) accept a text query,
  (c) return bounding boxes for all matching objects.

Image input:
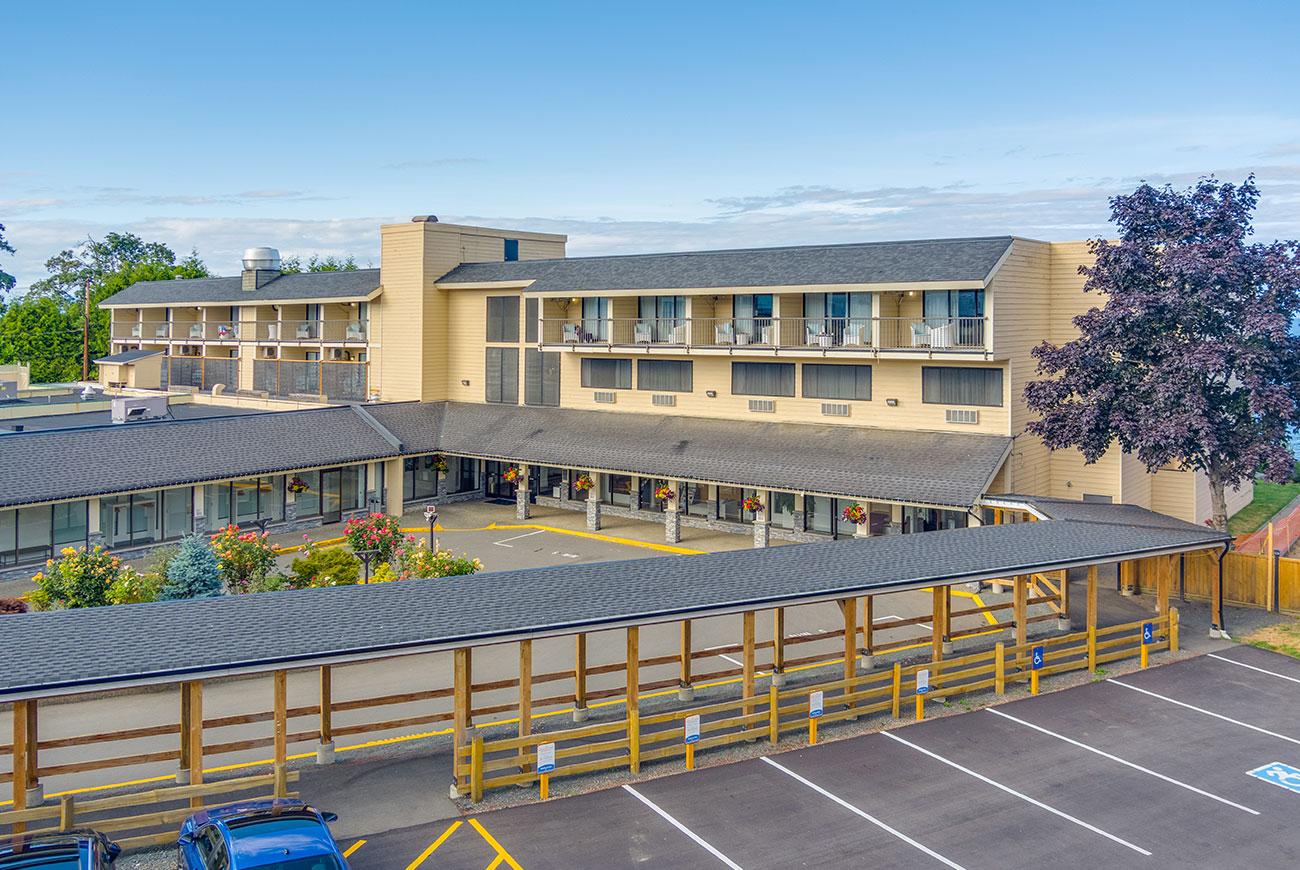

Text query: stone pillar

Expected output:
[515,464,531,520]
[665,487,681,544]
[559,470,571,504]
[791,493,805,533]
[586,472,602,531]
[854,500,871,538]
[629,476,642,512]
[285,492,299,523]
[436,472,448,498]
[752,490,771,548]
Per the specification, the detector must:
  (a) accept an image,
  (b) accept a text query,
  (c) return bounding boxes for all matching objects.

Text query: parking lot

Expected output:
[340,645,1300,869]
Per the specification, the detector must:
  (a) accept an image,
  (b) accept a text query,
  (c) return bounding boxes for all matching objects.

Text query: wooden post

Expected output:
[1170,606,1180,652]
[994,643,1006,695]
[273,670,288,769]
[1212,553,1225,635]
[1267,523,1277,613]
[742,611,756,717]
[1155,555,1170,616]
[841,597,857,681]
[679,619,693,695]
[772,608,786,675]
[574,633,588,714]
[890,662,902,719]
[519,639,533,739]
[24,700,38,794]
[627,626,640,774]
[768,683,779,745]
[179,685,192,776]
[186,681,204,809]
[1058,568,1071,624]
[1086,565,1098,630]
[862,596,874,660]
[12,701,29,832]
[319,666,333,747]
[1014,575,1028,661]
[470,732,485,802]
[932,586,945,662]
[453,647,472,792]
[58,795,75,831]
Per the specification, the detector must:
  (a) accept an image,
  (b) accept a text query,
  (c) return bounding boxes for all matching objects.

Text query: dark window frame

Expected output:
[636,359,693,392]
[731,361,795,397]
[486,296,520,343]
[921,366,1004,407]
[581,357,633,390]
[802,363,871,401]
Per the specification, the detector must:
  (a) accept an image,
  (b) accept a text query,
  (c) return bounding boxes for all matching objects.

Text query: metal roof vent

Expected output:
[411,215,440,223]
[242,247,282,291]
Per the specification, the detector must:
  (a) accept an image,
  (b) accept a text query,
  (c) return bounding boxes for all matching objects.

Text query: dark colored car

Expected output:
[0,830,120,870]
[177,800,346,870]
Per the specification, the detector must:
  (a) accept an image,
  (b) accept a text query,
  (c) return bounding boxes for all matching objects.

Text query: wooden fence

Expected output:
[459,612,1174,801]
[1177,549,1300,614]
[0,769,296,851]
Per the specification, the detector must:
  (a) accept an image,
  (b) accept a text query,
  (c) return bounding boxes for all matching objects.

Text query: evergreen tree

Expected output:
[160,535,223,601]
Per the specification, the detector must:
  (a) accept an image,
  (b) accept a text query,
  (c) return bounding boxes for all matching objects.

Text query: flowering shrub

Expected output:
[286,547,360,588]
[841,504,867,525]
[343,513,406,565]
[430,454,448,474]
[654,484,675,502]
[210,525,278,593]
[502,465,525,484]
[375,538,483,581]
[29,546,123,610]
[109,568,165,605]
[741,496,764,513]
[287,476,309,494]
[573,473,595,492]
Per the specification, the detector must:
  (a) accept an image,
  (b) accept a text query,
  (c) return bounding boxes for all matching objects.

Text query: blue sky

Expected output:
[4,0,1300,289]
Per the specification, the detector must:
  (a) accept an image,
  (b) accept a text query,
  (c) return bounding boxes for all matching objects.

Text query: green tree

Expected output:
[279,254,359,274]
[0,223,16,292]
[160,535,223,600]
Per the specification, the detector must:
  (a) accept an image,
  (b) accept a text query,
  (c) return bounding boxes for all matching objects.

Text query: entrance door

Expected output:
[321,469,342,523]
[484,461,514,499]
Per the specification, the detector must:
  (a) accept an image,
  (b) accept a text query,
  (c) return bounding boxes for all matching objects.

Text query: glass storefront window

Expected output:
[406,456,439,501]
[296,470,322,516]
[806,495,833,535]
[52,501,88,548]
[450,457,480,494]
[162,488,193,540]
[570,469,592,501]
[340,465,363,511]
[685,483,710,518]
[602,474,632,507]
[870,503,892,537]
[717,486,743,523]
[17,506,53,561]
[771,492,795,529]
[0,509,15,566]
[233,479,260,525]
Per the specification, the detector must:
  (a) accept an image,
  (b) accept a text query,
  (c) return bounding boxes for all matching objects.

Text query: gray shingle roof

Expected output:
[0,513,1228,699]
[99,269,380,306]
[93,349,164,364]
[988,494,1216,534]
[0,406,396,508]
[437,236,1015,292]
[0,402,264,433]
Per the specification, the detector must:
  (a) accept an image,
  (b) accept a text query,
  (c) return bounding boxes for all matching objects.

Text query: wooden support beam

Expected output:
[185,681,204,809]
[627,626,640,774]
[862,596,874,658]
[772,608,786,673]
[518,640,533,739]
[319,666,332,745]
[24,700,38,790]
[679,619,692,689]
[932,586,945,662]
[942,586,952,647]
[272,670,288,767]
[1014,575,1028,663]
[1059,568,1071,621]
[453,647,472,790]
[574,633,588,711]
[840,598,857,681]
[742,610,756,694]
[12,701,29,829]
[1086,565,1098,631]
[179,685,191,774]
[1212,553,1225,633]
[1156,555,1172,616]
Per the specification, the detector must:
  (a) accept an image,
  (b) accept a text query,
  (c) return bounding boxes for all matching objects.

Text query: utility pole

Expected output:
[81,277,90,382]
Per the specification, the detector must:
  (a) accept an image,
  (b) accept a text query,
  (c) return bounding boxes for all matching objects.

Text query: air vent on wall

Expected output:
[945,408,980,424]
[748,399,776,413]
[594,391,617,404]
[651,394,677,407]
[821,403,851,417]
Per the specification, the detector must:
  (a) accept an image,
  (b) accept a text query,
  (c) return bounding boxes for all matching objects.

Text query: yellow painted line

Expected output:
[405,820,462,870]
[274,536,346,555]
[342,839,366,858]
[485,856,506,870]
[468,818,524,870]
[403,522,705,555]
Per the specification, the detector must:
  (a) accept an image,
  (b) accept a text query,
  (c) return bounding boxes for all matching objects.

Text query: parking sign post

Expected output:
[684,714,700,770]
[808,691,823,745]
[915,669,930,721]
[1141,622,1154,668]
[424,504,439,550]
[537,742,555,800]
[1030,645,1045,695]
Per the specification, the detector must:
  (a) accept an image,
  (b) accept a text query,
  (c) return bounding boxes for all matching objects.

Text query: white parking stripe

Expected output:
[881,732,1152,856]
[492,530,546,547]
[621,784,744,870]
[986,708,1259,815]
[1107,679,1300,747]
[1207,653,1300,686]
[759,757,966,869]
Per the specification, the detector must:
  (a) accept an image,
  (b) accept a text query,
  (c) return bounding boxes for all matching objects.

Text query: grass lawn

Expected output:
[1245,619,1300,660]
[1227,481,1300,536]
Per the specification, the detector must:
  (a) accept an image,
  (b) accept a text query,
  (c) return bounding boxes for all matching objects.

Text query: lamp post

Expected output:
[354,548,381,584]
[424,503,439,551]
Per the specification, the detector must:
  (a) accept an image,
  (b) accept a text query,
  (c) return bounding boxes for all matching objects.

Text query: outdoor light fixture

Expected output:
[706,389,717,398]
[886,398,899,407]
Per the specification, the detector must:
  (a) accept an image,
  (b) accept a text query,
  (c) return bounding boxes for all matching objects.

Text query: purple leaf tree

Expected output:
[1024,176,1300,531]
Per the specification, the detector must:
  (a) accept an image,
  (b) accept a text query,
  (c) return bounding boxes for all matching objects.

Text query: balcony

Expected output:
[255,320,369,344]
[539,316,986,354]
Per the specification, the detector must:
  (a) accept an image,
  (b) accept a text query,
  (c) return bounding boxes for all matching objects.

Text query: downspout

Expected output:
[1215,542,1230,639]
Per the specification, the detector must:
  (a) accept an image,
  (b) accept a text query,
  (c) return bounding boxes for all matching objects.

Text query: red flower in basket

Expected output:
[574,473,595,492]
[841,504,867,525]
[741,496,764,513]
[653,484,675,502]
[502,465,524,483]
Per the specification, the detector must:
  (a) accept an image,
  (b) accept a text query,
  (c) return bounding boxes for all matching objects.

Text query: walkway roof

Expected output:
[99,269,381,307]
[0,506,1227,700]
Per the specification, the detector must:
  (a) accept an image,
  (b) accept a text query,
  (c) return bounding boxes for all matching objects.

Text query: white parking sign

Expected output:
[916,668,930,695]
[537,742,555,774]
[684,714,700,744]
[809,690,824,718]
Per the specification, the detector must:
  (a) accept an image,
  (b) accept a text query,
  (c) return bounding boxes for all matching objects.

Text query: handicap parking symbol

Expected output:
[1248,762,1300,794]
[1142,622,1155,644]
[1031,646,1045,670]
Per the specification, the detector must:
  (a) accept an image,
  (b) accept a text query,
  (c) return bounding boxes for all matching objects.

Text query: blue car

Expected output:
[0,831,120,870]
[177,800,346,870]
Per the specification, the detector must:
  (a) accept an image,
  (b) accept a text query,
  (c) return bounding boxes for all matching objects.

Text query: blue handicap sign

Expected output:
[1142,622,1155,644]
[1031,646,1045,670]
[1249,762,1300,794]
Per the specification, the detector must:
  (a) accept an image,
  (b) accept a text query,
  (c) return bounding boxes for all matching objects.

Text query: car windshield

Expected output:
[1,854,82,870]
[242,857,341,870]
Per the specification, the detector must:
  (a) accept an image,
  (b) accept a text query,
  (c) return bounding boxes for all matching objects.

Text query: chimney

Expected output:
[241,247,282,291]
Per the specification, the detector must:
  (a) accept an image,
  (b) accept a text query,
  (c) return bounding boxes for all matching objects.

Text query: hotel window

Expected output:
[637,295,687,341]
[685,483,711,518]
[161,487,193,540]
[731,361,795,397]
[486,296,520,342]
[733,294,774,340]
[0,501,91,567]
[717,486,744,523]
[581,357,632,389]
[601,474,633,507]
[485,347,520,404]
[804,292,871,344]
[921,366,1003,407]
[923,289,985,345]
[405,456,440,501]
[207,478,286,527]
[524,348,561,406]
[581,297,609,341]
[802,363,871,401]
[771,492,796,529]
[448,457,481,494]
[504,238,520,261]
[101,493,161,548]
[637,359,692,392]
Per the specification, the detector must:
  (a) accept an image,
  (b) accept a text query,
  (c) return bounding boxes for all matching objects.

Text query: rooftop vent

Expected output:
[411,215,440,223]
[241,246,281,291]
[111,396,169,424]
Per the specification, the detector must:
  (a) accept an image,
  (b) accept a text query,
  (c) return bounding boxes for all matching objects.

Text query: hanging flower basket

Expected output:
[841,504,868,525]
[653,484,675,502]
[574,473,595,492]
[287,476,309,494]
[431,454,448,474]
[502,465,525,484]
[741,496,764,513]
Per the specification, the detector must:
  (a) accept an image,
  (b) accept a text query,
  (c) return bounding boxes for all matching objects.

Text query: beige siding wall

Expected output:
[1046,448,1121,502]
[1151,467,1197,523]
[1119,451,1153,507]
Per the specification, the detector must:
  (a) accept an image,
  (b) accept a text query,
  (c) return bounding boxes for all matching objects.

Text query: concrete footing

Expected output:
[1057,617,1072,632]
[1120,586,1135,597]
[175,768,190,785]
[572,706,590,723]
[859,654,875,671]
[25,784,44,806]
[770,672,785,688]
[677,684,695,702]
[316,741,336,765]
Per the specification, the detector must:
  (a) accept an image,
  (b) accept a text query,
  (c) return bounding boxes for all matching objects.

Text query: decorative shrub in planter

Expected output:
[573,473,595,493]
[343,513,406,565]
[841,504,868,525]
[653,484,675,502]
[741,495,764,513]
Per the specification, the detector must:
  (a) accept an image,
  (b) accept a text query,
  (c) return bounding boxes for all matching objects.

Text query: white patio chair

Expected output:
[346,321,365,341]
[188,324,204,340]
[563,322,580,343]
[929,322,953,349]
[634,322,653,343]
[671,322,689,344]
[154,324,169,339]
[296,322,314,340]
[715,322,735,344]
[843,323,866,346]
[910,322,929,347]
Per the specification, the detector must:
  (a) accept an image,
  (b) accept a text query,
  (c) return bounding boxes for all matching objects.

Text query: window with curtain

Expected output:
[486,347,520,403]
[525,348,561,406]
[733,294,774,342]
[732,361,795,397]
[771,492,795,529]
[486,296,520,343]
[637,359,693,392]
[581,357,632,389]
[802,364,871,400]
[581,297,608,340]
[921,366,1003,407]
[922,289,984,320]
[161,488,192,540]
